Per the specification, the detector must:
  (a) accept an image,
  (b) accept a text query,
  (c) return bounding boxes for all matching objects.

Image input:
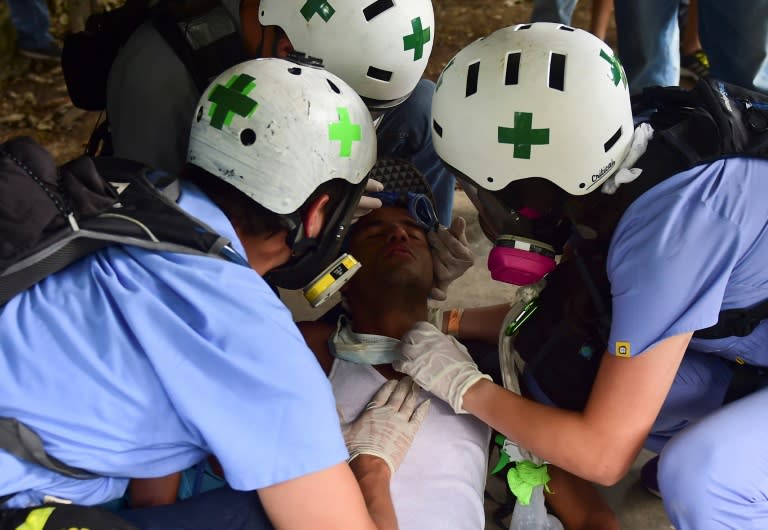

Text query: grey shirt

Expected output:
[106,1,242,174]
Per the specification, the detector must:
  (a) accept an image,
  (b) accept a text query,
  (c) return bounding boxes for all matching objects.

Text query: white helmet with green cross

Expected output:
[187,57,376,215]
[431,22,634,196]
[259,0,435,109]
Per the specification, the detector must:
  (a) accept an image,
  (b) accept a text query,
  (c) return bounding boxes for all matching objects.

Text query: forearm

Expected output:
[128,472,181,507]
[442,303,510,344]
[349,456,398,530]
[462,379,639,485]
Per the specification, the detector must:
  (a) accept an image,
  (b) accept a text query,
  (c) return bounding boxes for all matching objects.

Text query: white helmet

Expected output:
[259,0,435,108]
[188,57,376,215]
[432,23,634,196]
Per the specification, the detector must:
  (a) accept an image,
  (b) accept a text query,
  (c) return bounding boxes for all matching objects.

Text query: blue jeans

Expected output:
[118,486,274,530]
[614,0,768,94]
[529,0,578,25]
[5,0,54,50]
[377,79,455,227]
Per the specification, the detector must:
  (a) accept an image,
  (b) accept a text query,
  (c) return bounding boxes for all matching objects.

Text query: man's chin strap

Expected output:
[329,315,400,365]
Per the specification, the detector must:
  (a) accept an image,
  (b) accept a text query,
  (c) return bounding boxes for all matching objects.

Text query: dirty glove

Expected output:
[351,178,384,222]
[342,376,431,474]
[428,217,474,300]
[394,322,491,413]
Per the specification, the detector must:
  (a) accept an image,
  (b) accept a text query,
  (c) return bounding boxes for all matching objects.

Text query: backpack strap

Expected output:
[694,298,768,340]
[0,418,98,479]
[0,138,237,308]
[151,1,247,94]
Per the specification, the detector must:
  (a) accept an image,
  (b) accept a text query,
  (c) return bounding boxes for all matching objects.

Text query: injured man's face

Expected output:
[344,206,434,298]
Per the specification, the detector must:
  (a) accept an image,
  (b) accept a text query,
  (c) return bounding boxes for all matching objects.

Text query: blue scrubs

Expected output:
[0,183,347,507]
[606,157,768,529]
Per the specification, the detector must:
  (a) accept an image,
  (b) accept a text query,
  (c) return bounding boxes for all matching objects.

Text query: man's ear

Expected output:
[276,34,293,58]
[302,193,330,238]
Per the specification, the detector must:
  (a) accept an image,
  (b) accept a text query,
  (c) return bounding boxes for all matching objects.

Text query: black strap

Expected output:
[723,364,768,404]
[695,298,768,339]
[0,418,97,479]
[151,12,210,93]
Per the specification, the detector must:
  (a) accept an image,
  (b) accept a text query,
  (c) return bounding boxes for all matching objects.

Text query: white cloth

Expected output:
[330,359,490,530]
[600,122,654,195]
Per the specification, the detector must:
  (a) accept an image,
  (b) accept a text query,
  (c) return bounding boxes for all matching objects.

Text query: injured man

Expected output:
[299,178,491,530]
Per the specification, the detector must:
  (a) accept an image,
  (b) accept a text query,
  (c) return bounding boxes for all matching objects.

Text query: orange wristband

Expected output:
[446,308,464,336]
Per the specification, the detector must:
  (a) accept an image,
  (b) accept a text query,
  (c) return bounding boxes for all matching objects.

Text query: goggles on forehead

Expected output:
[368,191,439,232]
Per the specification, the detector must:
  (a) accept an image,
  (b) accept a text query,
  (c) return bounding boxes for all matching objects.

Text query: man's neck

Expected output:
[345,288,429,341]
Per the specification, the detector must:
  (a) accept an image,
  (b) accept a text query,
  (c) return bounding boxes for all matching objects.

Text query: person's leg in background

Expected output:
[376,79,455,226]
[529,0,579,25]
[118,486,275,530]
[657,385,768,529]
[589,0,613,41]
[5,0,60,61]
[678,0,710,80]
[613,0,680,94]
[698,0,768,94]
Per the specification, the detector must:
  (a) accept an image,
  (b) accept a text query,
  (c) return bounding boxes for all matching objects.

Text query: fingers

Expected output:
[436,225,474,262]
[399,378,420,415]
[364,178,384,193]
[448,216,467,243]
[429,286,448,301]
[386,376,413,411]
[409,398,431,424]
[366,379,398,409]
[357,195,383,212]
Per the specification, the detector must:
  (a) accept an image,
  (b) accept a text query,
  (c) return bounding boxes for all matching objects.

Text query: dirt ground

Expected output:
[0,0,613,163]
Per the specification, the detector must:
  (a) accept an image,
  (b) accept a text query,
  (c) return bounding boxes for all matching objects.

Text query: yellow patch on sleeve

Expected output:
[615,341,631,357]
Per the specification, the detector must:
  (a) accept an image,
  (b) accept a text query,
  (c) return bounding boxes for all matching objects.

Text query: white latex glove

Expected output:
[428,216,474,301]
[351,178,384,222]
[342,376,431,474]
[394,322,491,413]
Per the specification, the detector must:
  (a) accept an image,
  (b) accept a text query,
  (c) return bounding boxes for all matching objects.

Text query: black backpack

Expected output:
[61,0,246,154]
[0,136,243,307]
[517,77,768,411]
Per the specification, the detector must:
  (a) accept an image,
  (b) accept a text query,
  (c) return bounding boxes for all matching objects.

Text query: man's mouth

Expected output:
[384,244,415,259]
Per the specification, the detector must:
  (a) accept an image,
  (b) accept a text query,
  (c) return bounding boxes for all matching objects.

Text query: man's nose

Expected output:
[386,223,409,242]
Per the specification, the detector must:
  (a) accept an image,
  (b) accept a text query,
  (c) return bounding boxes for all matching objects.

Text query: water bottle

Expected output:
[508,485,564,530]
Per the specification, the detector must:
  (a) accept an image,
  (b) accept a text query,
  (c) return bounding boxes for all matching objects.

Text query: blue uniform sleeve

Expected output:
[606,184,741,358]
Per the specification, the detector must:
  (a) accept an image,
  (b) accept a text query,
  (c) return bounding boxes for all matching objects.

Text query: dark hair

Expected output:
[181,164,355,237]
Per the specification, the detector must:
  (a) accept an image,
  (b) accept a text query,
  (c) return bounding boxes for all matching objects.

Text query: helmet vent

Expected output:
[327,79,341,93]
[366,66,393,82]
[433,120,443,137]
[515,24,532,31]
[363,0,395,21]
[505,52,521,85]
[548,53,566,91]
[466,61,480,97]
[604,126,622,152]
[559,25,575,32]
[240,129,256,146]
[196,106,203,122]
[288,67,302,75]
